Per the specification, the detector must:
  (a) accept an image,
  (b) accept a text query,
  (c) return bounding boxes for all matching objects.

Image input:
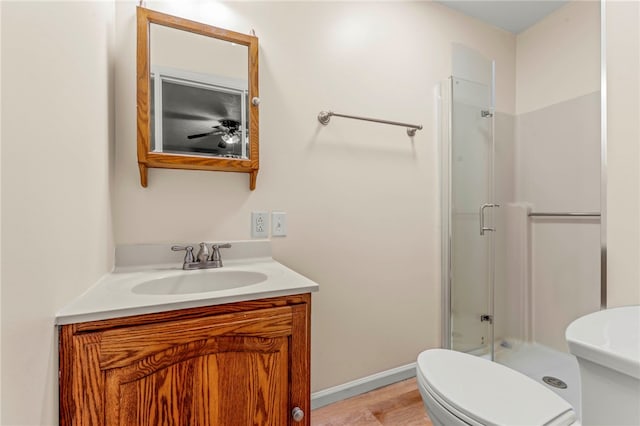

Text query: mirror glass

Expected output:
[149,24,250,159]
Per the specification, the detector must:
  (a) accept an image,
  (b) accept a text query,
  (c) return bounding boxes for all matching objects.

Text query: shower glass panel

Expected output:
[449,76,495,357]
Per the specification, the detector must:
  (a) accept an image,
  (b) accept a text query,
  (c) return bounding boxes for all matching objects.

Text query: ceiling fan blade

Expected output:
[187,131,216,139]
[164,111,212,121]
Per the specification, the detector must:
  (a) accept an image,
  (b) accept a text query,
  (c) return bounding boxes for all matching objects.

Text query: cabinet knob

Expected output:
[291,406,304,422]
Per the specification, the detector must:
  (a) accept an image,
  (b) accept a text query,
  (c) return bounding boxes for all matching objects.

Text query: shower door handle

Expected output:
[479,203,500,236]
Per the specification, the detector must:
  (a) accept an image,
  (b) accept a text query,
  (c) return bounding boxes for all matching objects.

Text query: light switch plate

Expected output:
[271,211,287,237]
[251,211,269,238]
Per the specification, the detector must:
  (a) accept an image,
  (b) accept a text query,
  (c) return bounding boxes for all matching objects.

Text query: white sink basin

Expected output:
[132,270,268,295]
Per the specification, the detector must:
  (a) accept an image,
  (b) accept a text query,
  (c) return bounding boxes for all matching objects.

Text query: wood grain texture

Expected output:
[250,170,258,191]
[59,294,311,426]
[311,378,432,426]
[136,7,149,172]
[136,6,259,190]
[59,326,77,425]
[291,303,311,424]
[72,293,310,333]
[98,306,293,369]
[105,337,288,425]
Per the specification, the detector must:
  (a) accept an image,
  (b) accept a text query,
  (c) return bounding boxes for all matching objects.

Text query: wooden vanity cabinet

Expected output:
[59,294,310,426]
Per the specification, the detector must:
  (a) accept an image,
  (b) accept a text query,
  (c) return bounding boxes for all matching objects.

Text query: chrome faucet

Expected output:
[196,242,209,263]
[171,243,232,270]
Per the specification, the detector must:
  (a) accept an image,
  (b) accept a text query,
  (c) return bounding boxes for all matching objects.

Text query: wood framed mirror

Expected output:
[137,7,259,190]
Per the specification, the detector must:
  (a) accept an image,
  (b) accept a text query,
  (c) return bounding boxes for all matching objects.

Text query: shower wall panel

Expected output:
[516,92,601,352]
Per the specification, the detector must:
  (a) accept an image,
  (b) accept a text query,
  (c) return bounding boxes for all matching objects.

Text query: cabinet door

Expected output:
[67,305,298,425]
[105,336,289,425]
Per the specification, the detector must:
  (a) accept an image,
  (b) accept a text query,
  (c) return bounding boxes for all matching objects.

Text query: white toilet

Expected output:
[416,349,579,426]
[566,305,640,426]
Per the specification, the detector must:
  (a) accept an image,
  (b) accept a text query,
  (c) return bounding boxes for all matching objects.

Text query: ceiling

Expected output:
[437,1,570,34]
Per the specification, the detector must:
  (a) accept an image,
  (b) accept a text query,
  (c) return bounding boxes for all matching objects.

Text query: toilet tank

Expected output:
[566,305,640,426]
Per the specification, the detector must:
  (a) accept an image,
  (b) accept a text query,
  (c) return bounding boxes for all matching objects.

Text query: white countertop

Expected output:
[56,241,319,325]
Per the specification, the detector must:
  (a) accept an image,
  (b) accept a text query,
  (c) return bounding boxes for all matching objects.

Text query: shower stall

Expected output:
[440,25,603,413]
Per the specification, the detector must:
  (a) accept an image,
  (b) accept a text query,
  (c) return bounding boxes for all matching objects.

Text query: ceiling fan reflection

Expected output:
[187,119,241,148]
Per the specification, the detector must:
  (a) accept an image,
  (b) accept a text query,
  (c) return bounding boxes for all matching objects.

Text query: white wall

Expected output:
[114,0,515,392]
[514,0,602,352]
[606,0,640,307]
[516,1,600,115]
[1,2,115,424]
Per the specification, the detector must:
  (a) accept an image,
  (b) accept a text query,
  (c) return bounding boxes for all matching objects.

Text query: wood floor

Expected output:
[311,378,434,426]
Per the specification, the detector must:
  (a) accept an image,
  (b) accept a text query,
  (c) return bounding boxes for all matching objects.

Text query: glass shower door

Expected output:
[449,76,495,357]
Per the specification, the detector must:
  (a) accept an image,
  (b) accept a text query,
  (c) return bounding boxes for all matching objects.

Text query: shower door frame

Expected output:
[441,77,453,351]
[599,0,607,310]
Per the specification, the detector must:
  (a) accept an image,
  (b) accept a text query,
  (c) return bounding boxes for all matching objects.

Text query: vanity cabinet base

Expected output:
[59,294,310,425]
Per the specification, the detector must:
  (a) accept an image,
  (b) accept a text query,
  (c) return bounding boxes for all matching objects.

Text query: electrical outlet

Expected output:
[251,211,269,238]
[271,211,287,237]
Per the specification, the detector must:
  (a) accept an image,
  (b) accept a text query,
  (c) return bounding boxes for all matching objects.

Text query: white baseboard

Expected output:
[311,363,417,410]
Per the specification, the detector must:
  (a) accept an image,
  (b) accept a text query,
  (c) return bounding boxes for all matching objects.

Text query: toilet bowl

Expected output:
[416,349,579,426]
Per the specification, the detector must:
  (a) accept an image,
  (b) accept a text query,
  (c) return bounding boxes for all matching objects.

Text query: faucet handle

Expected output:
[171,245,195,263]
[210,243,232,262]
[212,243,232,250]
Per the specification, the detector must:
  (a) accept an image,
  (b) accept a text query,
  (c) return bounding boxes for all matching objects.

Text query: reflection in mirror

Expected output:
[150,24,249,159]
[137,7,259,190]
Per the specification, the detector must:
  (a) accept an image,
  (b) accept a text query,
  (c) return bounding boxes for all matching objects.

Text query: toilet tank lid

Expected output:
[566,305,640,379]
[417,349,576,426]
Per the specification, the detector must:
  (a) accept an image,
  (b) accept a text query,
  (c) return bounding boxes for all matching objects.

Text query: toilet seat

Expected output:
[417,349,578,426]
